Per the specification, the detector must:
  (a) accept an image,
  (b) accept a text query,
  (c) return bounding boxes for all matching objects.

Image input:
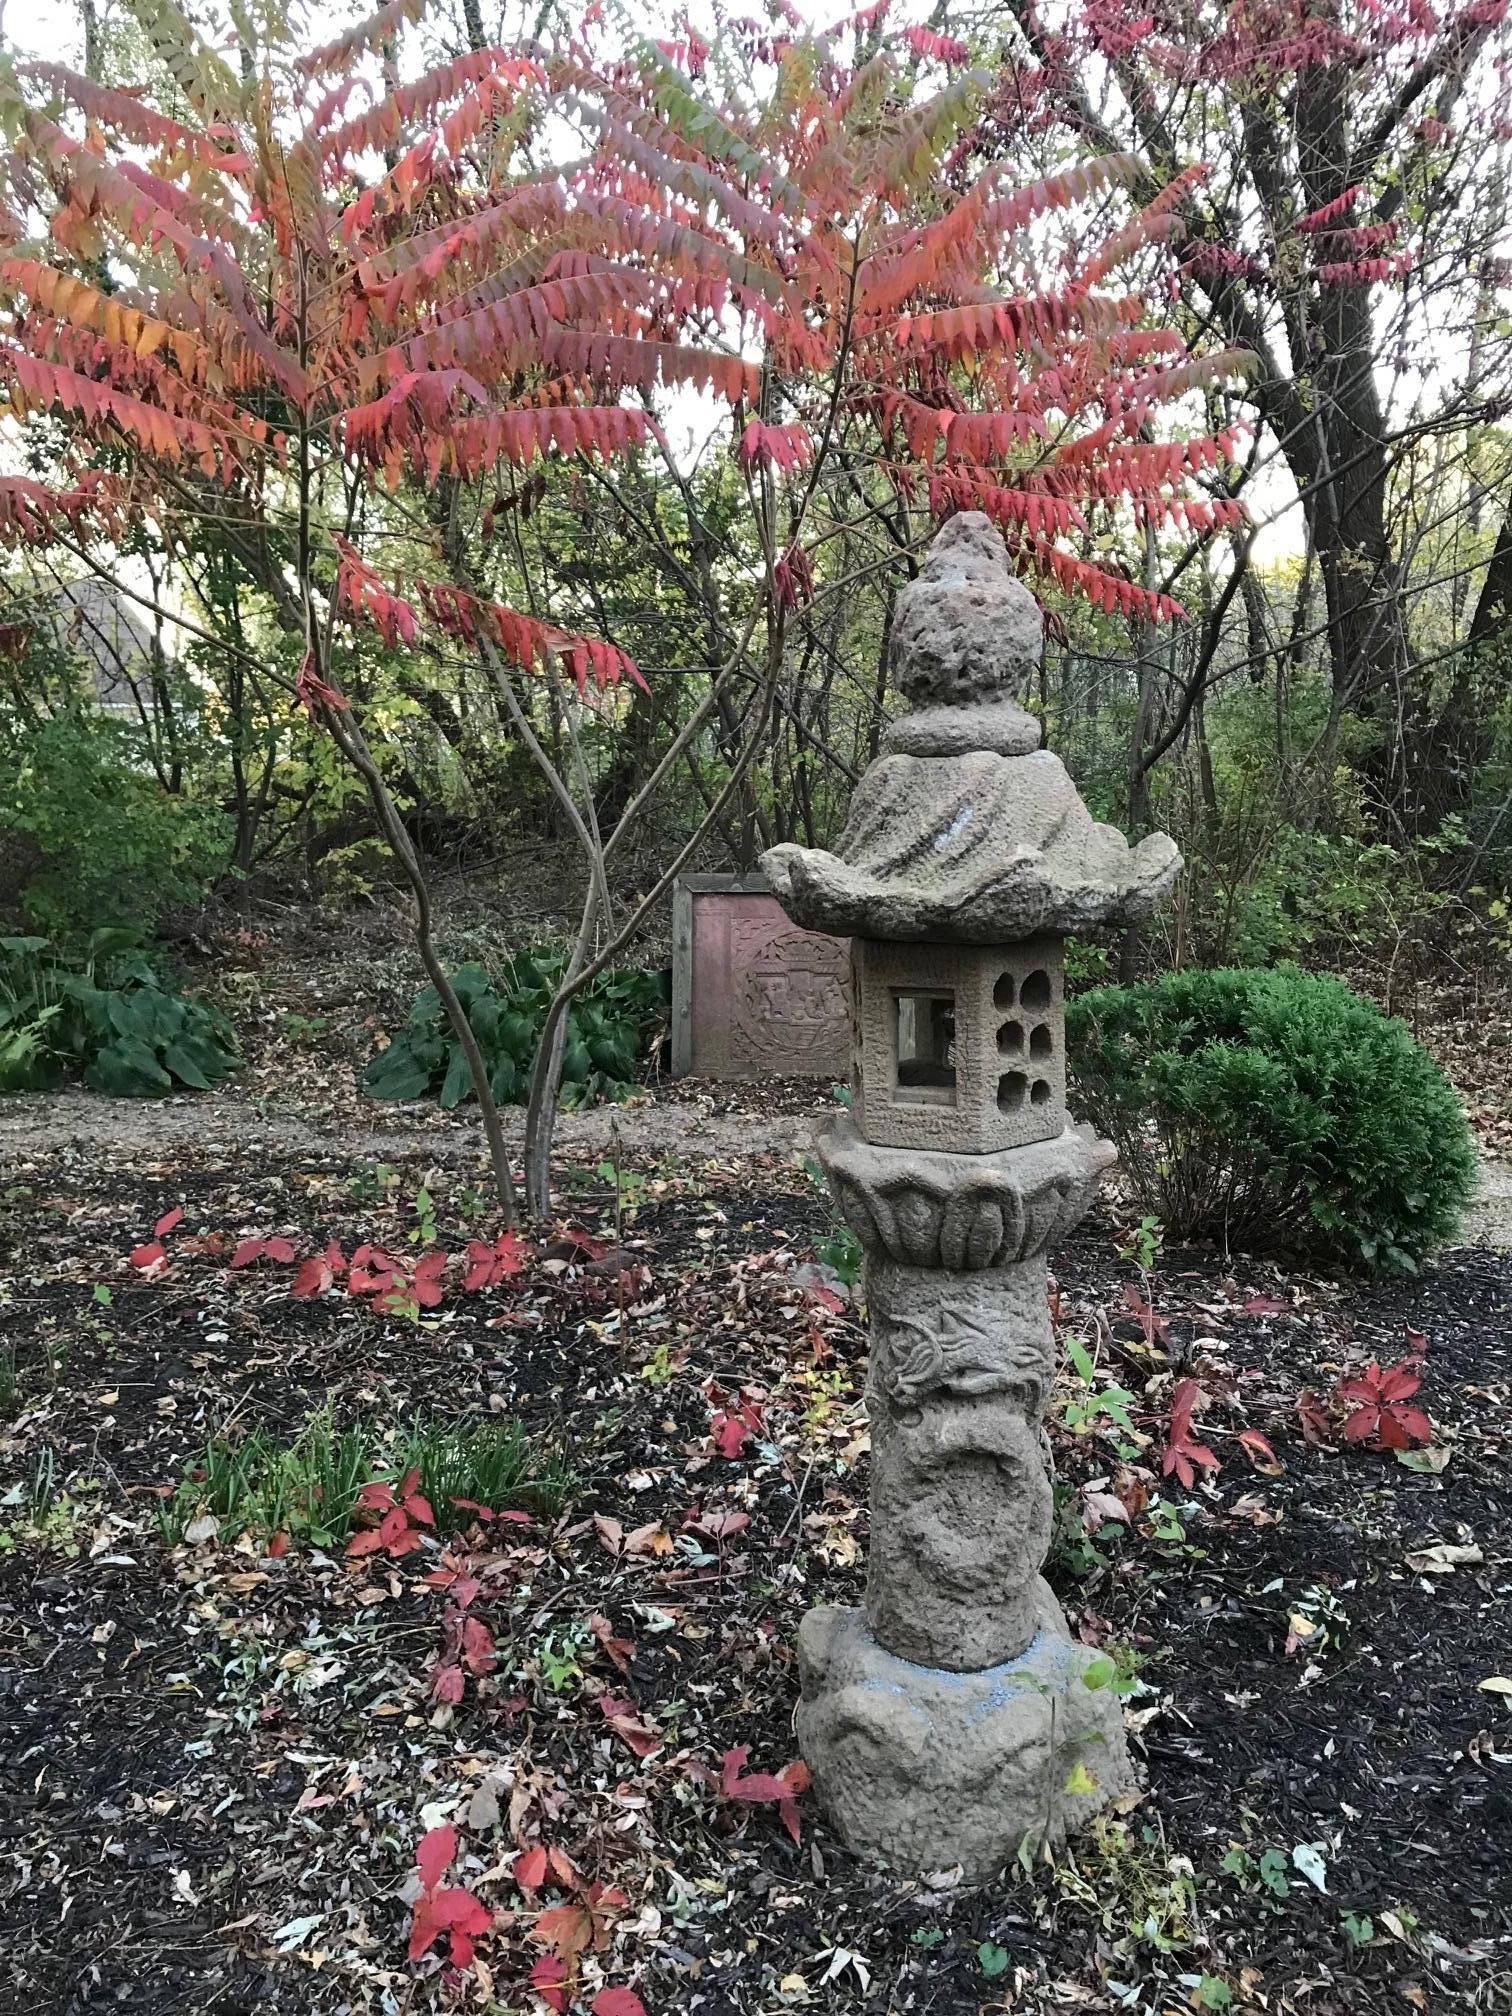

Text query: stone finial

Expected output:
[891,512,1043,710]
[761,512,1181,943]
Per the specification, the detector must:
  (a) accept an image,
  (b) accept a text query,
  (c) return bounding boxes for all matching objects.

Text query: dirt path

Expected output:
[5,1087,1510,1253]
[0,1083,820,1171]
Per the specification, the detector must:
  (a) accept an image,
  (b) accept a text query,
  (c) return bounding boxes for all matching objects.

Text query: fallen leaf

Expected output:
[416,1823,456,1892]
[1404,1542,1482,1574]
[591,1991,647,2016]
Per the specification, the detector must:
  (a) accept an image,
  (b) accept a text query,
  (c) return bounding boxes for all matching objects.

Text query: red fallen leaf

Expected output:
[424,1557,481,1606]
[592,1991,648,2016]
[429,1659,465,1704]
[153,1206,183,1238]
[129,1240,169,1275]
[808,1284,845,1315]
[719,1747,809,1840]
[688,1509,750,1541]
[532,1900,595,1961]
[266,1531,290,1558]
[1121,1282,1171,1344]
[492,1229,529,1275]
[291,1255,333,1298]
[1404,1323,1429,1351]
[513,1844,549,1892]
[589,1613,634,1676]
[412,1250,448,1307]
[464,1240,497,1292]
[558,1223,606,1260]
[410,1882,491,1967]
[1235,1428,1282,1473]
[231,1236,297,1268]
[1296,1389,1332,1446]
[416,1823,456,1892]
[530,1953,570,2013]
[711,1412,751,1458]
[434,1886,491,1967]
[597,1692,659,1758]
[461,1615,496,1676]
[1242,1294,1286,1315]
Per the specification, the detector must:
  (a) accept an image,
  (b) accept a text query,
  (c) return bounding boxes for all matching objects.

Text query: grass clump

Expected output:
[161,1408,573,1548]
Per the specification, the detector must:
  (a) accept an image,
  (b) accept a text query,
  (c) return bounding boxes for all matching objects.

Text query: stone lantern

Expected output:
[762,513,1181,1880]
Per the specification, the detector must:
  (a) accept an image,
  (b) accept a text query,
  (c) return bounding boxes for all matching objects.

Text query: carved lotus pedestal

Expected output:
[795,1123,1134,1881]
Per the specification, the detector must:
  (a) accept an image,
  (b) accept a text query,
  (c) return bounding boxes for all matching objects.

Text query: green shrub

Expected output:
[0,708,229,941]
[363,946,669,1111]
[0,931,238,1095]
[1067,967,1476,1273]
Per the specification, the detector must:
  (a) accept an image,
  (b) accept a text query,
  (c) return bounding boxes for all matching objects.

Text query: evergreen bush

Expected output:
[1067,966,1476,1273]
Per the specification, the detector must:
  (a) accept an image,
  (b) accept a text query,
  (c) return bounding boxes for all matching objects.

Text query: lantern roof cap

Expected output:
[762,513,1180,943]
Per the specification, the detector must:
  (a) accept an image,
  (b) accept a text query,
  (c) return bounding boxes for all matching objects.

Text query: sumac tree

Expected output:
[0,2,1248,1213]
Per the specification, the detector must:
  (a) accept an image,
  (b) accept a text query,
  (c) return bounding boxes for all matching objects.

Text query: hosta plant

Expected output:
[363,949,667,1111]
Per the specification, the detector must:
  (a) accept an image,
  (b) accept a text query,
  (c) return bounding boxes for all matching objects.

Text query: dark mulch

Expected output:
[1,1132,1509,2016]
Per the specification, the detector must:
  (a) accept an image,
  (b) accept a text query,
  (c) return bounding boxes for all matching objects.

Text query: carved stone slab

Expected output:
[671,873,849,1080]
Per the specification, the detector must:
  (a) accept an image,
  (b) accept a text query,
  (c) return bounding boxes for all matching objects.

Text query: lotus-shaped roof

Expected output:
[762,514,1180,942]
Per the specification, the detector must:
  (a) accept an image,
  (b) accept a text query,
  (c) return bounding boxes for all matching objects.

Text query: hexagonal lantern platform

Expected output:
[762,512,1182,1882]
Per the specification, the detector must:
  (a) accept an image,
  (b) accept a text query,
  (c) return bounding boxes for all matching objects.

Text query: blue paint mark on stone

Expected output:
[936,803,974,848]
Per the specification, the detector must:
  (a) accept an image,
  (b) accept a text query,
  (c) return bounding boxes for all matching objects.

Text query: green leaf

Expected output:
[976,1941,1010,1978]
[86,1038,173,1096]
[162,1038,214,1090]
[440,1045,475,1109]
[362,1038,437,1102]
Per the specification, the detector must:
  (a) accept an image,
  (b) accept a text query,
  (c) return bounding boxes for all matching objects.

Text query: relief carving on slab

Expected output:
[730,919,849,1068]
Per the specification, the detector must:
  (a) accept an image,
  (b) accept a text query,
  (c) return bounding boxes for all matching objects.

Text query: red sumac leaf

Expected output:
[592,1991,648,2016]
[428,1660,465,1703]
[416,1822,456,1892]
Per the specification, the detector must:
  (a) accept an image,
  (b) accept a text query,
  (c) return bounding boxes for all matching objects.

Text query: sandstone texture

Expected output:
[796,1600,1135,1882]
[889,511,1045,708]
[818,1113,1114,1270]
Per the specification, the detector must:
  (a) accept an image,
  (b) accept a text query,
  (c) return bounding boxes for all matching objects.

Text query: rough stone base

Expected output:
[796,1591,1135,1882]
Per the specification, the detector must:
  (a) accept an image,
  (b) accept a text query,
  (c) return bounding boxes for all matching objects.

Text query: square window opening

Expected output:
[893,989,957,1106]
